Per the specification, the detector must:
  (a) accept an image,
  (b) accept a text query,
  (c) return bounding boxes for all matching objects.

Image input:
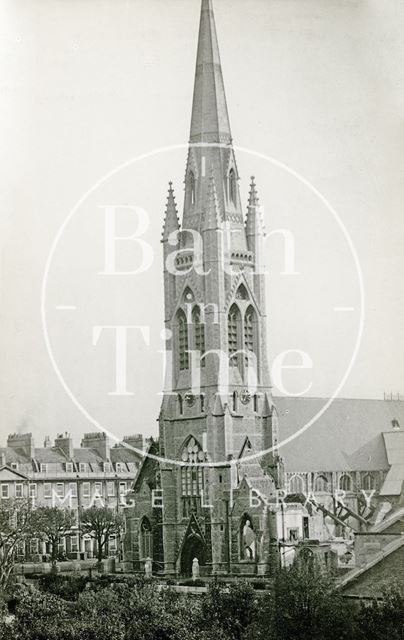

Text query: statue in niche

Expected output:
[242,520,256,560]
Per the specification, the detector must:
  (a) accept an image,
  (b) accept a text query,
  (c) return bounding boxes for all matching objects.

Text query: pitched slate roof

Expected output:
[274,397,404,473]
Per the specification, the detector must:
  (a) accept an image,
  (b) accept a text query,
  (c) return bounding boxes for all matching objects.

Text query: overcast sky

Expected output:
[0,0,403,446]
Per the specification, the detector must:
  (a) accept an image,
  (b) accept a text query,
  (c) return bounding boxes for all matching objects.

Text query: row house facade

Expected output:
[0,431,145,562]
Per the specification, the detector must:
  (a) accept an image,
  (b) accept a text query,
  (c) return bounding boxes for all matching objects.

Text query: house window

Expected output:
[119,482,127,495]
[289,475,304,494]
[29,483,37,498]
[192,306,205,366]
[288,528,299,542]
[30,539,39,554]
[177,309,189,370]
[303,516,310,539]
[109,534,117,553]
[11,462,18,471]
[56,483,64,498]
[178,394,183,415]
[107,481,115,497]
[82,482,90,498]
[65,462,73,472]
[44,483,52,498]
[70,535,79,553]
[103,462,111,472]
[1,484,9,499]
[79,463,87,473]
[115,462,124,473]
[40,463,47,473]
[339,474,352,492]
[200,394,205,412]
[15,483,23,498]
[232,391,238,412]
[94,482,103,497]
[228,304,241,367]
[253,394,258,412]
[69,482,77,498]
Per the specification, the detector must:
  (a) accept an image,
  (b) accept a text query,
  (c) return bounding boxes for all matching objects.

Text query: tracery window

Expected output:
[180,437,204,498]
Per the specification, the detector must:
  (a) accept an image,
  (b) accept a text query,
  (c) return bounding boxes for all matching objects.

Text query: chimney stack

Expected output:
[55,432,74,459]
[7,433,35,459]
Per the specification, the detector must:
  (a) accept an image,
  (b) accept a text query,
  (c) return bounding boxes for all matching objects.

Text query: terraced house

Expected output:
[0,431,144,561]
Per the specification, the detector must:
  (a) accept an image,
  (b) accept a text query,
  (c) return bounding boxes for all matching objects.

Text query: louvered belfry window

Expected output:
[228,304,240,366]
[178,310,189,370]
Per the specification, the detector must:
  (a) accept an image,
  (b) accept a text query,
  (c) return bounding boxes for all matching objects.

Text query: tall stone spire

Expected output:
[190,0,232,144]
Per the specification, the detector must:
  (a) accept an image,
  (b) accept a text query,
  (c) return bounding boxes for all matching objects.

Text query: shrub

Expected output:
[38,574,88,601]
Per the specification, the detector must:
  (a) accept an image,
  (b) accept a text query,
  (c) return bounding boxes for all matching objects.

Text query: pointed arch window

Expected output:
[192,306,205,367]
[177,310,189,370]
[289,475,305,494]
[140,517,153,560]
[362,473,375,491]
[228,168,237,205]
[228,304,241,367]
[339,474,352,492]
[180,437,204,497]
[189,171,196,205]
[314,475,329,493]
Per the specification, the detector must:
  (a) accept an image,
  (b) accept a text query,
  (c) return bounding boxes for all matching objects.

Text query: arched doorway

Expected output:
[180,533,205,577]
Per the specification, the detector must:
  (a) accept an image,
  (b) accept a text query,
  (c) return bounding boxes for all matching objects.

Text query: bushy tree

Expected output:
[79,506,123,564]
[199,580,258,640]
[354,583,404,640]
[248,558,353,640]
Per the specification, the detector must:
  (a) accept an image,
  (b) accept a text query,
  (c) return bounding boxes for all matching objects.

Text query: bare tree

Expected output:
[80,506,124,565]
[0,498,38,591]
[33,506,76,568]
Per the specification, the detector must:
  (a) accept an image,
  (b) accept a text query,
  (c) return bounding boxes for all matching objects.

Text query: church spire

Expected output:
[190,0,232,144]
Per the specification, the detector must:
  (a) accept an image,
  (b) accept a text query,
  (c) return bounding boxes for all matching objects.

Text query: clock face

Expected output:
[240,389,252,405]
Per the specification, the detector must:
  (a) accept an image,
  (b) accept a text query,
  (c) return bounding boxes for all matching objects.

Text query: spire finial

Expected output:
[248,176,259,207]
[162,181,180,241]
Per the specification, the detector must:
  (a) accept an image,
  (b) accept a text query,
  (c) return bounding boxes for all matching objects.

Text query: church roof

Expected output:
[190,0,231,144]
[275,397,404,473]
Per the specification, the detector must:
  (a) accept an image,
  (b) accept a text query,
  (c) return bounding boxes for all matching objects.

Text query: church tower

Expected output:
[124,0,280,578]
[158,0,279,576]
